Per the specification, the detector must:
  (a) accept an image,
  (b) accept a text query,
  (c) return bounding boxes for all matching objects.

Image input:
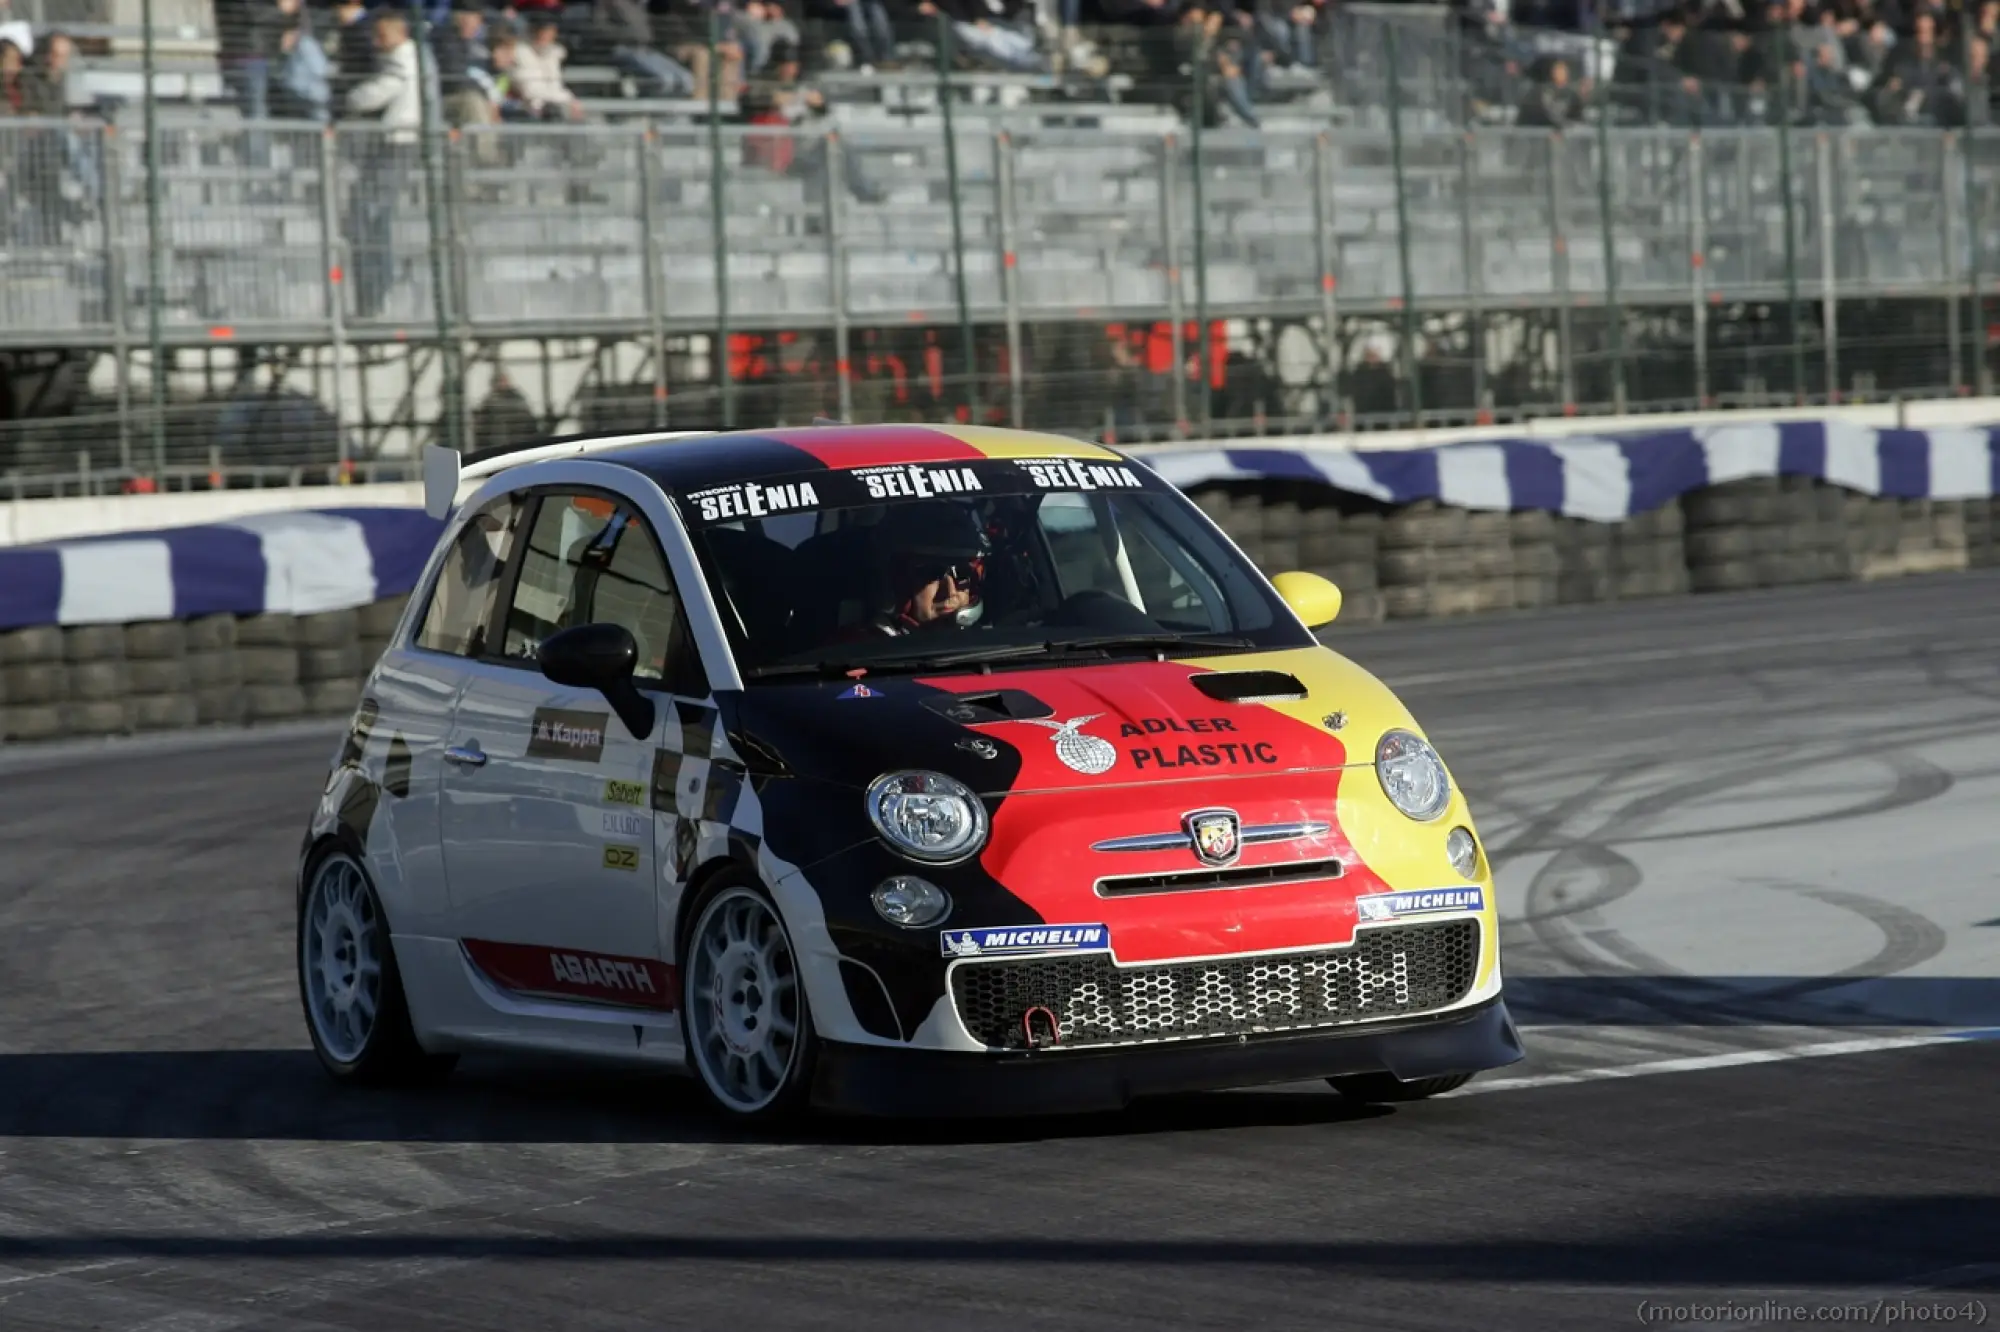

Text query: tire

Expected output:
[1327,1070,1476,1103]
[298,849,457,1086]
[681,875,819,1122]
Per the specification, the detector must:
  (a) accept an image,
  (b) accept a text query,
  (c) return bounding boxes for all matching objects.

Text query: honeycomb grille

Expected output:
[949,920,1480,1051]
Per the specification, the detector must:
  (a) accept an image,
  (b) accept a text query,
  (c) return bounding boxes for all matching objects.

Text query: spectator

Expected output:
[1517,53,1587,124]
[592,0,699,97]
[272,0,333,123]
[513,13,587,118]
[809,0,897,70]
[1873,7,1949,121]
[436,1,496,125]
[325,0,380,102]
[656,0,745,101]
[732,0,802,75]
[343,10,423,318]
[921,0,1047,73]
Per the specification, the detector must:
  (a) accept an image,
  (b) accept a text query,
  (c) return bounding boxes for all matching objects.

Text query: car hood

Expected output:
[724,644,1429,796]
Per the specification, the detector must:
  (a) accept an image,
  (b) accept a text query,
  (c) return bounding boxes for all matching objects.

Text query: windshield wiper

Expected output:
[863,633,1257,674]
[743,660,871,680]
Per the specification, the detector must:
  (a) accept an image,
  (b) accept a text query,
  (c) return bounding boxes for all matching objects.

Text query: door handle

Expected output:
[444,743,487,768]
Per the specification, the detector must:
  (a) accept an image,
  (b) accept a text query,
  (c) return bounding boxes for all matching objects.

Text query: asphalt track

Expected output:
[3,572,1998,1331]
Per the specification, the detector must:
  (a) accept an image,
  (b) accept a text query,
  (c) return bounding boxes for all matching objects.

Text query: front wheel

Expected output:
[1327,1071,1475,1103]
[682,877,819,1122]
[298,849,456,1086]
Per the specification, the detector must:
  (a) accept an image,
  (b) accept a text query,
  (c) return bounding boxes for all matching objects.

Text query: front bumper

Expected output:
[809,993,1524,1117]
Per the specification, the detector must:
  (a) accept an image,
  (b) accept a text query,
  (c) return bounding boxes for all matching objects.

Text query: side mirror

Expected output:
[537,623,656,741]
[1270,570,1343,631]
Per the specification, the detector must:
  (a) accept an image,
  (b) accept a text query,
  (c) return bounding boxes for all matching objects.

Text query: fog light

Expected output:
[1446,827,1480,880]
[871,875,951,928]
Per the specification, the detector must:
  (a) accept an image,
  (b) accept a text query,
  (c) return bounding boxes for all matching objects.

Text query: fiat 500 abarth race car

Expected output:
[298,423,1523,1121]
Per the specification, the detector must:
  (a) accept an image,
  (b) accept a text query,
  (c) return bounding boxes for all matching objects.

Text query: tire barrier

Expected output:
[0,596,410,745]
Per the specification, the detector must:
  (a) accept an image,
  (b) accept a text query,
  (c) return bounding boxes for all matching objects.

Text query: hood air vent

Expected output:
[1189,670,1309,703]
[920,689,1054,724]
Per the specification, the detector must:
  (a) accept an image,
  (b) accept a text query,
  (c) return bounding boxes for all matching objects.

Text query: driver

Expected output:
[865,501,990,635]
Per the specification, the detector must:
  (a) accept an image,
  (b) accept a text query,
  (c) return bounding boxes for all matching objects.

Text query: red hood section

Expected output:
[920,660,1376,963]
[916,659,1351,792]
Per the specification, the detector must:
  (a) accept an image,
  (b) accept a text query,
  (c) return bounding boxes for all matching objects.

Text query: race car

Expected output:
[298,423,1523,1121]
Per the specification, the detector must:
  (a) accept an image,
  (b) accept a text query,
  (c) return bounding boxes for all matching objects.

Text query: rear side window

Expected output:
[414,494,526,658]
[501,492,691,685]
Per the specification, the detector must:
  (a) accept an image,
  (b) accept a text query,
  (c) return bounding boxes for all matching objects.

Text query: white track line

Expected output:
[1452,1029,2000,1096]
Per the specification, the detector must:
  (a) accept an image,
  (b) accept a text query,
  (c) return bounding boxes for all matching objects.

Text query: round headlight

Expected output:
[866,770,989,864]
[871,875,952,927]
[1376,729,1452,822]
[1446,826,1480,879]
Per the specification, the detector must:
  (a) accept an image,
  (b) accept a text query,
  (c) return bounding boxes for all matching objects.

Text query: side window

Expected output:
[501,492,695,686]
[414,494,526,658]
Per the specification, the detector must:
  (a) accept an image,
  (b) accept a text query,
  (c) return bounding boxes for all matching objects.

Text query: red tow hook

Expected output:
[1022,1006,1061,1049]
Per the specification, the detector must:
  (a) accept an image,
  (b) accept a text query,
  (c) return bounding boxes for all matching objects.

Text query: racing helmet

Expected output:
[874,500,990,629]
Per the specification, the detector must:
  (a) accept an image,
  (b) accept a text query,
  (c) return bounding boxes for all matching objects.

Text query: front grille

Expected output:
[949,919,1480,1051]
[1096,857,1346,898]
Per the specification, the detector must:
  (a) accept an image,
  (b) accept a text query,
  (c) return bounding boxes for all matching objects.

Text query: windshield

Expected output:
[675,454,1315,678]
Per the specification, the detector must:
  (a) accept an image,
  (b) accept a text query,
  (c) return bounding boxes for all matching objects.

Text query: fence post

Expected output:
[936,14,977,420]
[1776,59,1806,404]
[1384,23,1421,425]
[1592,19,1626,414]
[1192,33,1211,428]
[1816,130,1839,402]
[1312,131,1342,428]
[317,127,352,466]
[1962,33,1989,396]
[1690,132,1708,406]
[708,9,734,428]
[823,130,853,422]
[408,0,457,455]
[637,124,669,429]
[1161,132,1188,433]
[99,124,133,472]
[1944,131,1964,396]
[995,130,1025,429]
[1456,129,1484,419]
[141,0,166,477]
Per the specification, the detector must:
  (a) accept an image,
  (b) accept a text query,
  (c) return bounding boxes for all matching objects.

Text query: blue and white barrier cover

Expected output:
[1141,420,2000,521]
[0,509,445,632]
[2,420,1996,631]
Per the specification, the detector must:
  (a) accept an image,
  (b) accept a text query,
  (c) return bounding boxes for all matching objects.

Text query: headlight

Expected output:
[871,875,952,927]
[1376,729,1452,822]
[1446,826,1480,879]
[866,770,989,864]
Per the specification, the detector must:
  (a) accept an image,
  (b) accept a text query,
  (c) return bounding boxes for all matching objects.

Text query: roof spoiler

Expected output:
[421,430,717,521]
[423,443,460,520]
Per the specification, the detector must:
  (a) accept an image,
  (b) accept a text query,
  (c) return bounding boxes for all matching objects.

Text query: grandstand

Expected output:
[1,0,1996,488]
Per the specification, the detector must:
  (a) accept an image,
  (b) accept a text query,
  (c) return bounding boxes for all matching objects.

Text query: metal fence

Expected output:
[4,26,2000,488]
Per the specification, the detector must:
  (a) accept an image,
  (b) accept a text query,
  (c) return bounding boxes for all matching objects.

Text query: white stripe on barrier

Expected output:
[56,541,175,625]
[1696,422,1783,486]
[222,513,377,616]
[1549,439,1631,522]
[1435,443,1512,512]
[1822,419,1882,495]
[1928,428,1994,499]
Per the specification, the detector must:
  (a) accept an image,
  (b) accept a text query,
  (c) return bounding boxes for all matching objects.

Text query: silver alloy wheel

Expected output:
[685,887,802,1114]
[302,854,385,1065]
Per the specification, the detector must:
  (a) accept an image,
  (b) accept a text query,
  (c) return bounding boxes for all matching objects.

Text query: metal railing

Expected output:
[2,9,1998,491]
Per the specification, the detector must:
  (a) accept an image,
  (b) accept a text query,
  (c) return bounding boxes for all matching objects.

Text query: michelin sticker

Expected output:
[940,923,1111,958]
[1354,887,1485,922]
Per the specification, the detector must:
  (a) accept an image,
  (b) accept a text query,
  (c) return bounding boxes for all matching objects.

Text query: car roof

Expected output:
[582,424,1136,497]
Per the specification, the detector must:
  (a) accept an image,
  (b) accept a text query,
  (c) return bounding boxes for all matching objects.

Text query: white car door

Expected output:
[438,487,699,1013]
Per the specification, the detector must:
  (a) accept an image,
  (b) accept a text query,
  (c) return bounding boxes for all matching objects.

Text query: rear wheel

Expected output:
[1327,1071,1475,1103]
[298,850,456,1086]
[682,877,819,1122]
